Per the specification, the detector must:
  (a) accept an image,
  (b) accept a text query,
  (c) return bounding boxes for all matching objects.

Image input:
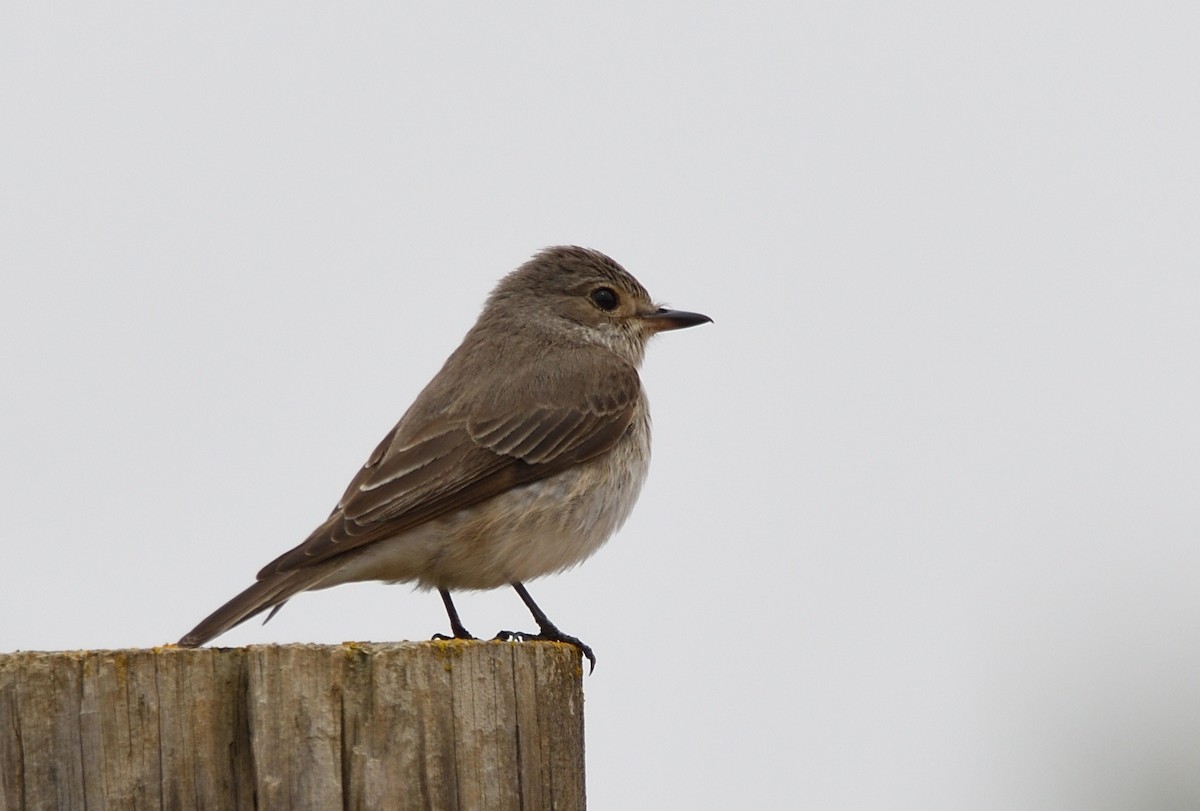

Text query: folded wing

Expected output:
[259,358,640,577]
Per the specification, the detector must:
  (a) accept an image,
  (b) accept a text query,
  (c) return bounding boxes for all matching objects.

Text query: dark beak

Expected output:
[641,307,713,333]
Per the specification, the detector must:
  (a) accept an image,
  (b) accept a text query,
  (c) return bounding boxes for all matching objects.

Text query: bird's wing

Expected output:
[258,359,640,576]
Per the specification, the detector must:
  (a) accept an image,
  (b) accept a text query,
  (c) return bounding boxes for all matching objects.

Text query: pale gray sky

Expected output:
[3,4,1198,809]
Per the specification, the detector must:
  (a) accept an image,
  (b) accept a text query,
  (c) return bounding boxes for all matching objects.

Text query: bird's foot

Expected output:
[494,628,596,673]
[432,630,477,641]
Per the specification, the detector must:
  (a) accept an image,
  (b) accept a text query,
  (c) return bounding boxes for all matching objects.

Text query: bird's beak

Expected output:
[641,307,713,334]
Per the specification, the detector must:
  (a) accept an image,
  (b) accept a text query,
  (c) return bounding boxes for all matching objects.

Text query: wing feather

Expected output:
[258,355,640,577]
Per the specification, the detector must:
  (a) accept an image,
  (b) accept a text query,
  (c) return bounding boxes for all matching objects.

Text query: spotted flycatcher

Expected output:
[178,246,710,669]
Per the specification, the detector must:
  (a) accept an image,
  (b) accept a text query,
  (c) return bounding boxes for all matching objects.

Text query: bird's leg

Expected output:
[432,588,476,640]
[495,582,596,672]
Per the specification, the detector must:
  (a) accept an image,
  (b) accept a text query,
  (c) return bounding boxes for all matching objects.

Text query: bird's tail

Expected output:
[178,568,333,648]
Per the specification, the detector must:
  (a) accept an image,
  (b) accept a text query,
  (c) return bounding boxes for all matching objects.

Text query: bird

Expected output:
[178,246,710,670]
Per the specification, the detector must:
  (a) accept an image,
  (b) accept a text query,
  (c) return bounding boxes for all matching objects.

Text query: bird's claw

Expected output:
[431,631,476,641]
[494,629,596,673]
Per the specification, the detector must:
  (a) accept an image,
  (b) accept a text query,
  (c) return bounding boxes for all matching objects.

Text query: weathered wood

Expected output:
[0,641,585,811]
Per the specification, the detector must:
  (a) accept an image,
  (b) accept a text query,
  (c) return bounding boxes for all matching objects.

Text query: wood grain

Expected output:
[0,641,585,811]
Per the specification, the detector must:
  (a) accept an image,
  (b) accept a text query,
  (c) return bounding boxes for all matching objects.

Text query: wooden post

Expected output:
[0,641,586,811]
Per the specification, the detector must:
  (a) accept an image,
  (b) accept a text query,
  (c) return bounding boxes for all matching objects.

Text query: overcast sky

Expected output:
[3,4,1198,809]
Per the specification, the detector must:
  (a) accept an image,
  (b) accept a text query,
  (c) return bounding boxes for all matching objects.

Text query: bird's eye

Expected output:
[589,287,619,311]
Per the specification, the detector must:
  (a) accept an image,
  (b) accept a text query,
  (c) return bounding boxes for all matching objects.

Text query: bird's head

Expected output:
[485,246,711,367]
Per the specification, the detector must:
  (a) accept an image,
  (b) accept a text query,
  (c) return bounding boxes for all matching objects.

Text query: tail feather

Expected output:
[178,568,333,647]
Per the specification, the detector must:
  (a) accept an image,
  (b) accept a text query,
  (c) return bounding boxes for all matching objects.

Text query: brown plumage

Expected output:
[178,246,710,667]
